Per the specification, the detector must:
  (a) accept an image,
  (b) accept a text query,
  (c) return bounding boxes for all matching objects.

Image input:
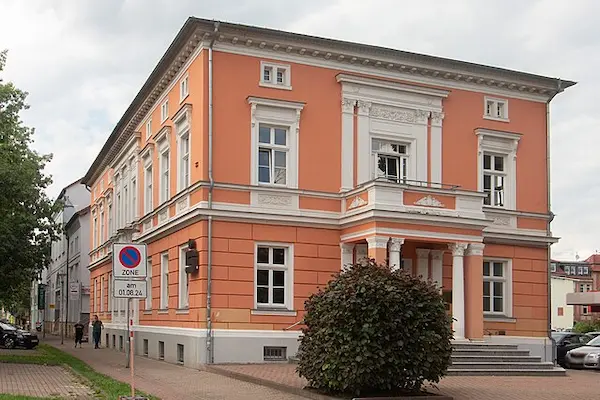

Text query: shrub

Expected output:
[573,320,600,334]
[296,260,453,396]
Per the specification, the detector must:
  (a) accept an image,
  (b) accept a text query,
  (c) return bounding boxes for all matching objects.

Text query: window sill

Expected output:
[484,315,516,323]
[157,309,169,315]
[176,308,189,315]
[483,115,510,123]
[143,310,152,315]
[259,82,292,91]
[252,308,297,316]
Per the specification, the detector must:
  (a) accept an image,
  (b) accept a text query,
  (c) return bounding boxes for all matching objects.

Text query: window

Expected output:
[108,203,113,237]
[178,246,189,309]
[551,263,557,273]
[177,344,184,364]
[158,341,165,360]
[564,265,571,275]
[100,276,105,312]
[583,266,590,275]
[145,257,152,310]
[146,118,152,139]
[131,177,137,220]
[176,116,191,191]
[100,210,105,244]
[255,244,293,309]
[161,100,169,122]
[263,346,287,361]
[108,273,112,313]
[160,253,169,309]
[583,306,590,315]
[476,129,520,210]
[484,97,508,121]
[94,279,98,312]
[258,125,288,185]
[372,139,408,184]
[483,260,512,316]
[160,149,170,203]
[483,153,505,207]
[92,215,98,248]
[143,339,149,356]
[180,75,189,101]
[260,61,291,89]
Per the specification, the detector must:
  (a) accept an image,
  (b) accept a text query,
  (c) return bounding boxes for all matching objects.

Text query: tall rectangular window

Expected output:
[160,149,170,203]
[146,257,152,310]
[372,139,408,184]
[180,75,189,101]
[178,246,190,309]
[160,253,169,309]
[94,279,98,312]
[144,164,153,213]
[108,203,113,237]
[92,216,98,248]
[146,118,152,139]
[483,153,506,207]
[100,276,105,312]
[131,178,137,219]
[483,260,510,315]
[258,125,288,185]
[255,245,292,309]
[161,100,169,122]
[108,273,112,313]
[99,211,105,244]
[177,115,191,191]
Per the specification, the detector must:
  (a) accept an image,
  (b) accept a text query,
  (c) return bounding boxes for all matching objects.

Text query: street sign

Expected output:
[69,282,80,301]
[113,243,147,279]
[37,284,46,310]
[113,280,147,299]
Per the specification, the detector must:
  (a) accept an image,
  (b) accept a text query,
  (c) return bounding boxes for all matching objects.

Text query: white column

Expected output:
[356,100,372,185]
[449,243,468,340]
[416,249,430,280]
[430,111,444,188]
[340,243,355,270]
[389,238,404,271]
[355,244,368,265]
[430,250,444,288]
[341,98,356,192]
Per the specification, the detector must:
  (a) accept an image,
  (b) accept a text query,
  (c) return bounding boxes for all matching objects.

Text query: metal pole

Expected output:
[129,298,135,397]
[60,276,64,345]
[126,300,130,368]
[64,233,70,343]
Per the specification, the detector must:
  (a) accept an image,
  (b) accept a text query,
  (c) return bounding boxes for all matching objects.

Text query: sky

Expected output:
[0,0,598,261]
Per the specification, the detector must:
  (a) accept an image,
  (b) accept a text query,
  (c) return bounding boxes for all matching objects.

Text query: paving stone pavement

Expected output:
[0,363,93,398]
[44,337,308,400]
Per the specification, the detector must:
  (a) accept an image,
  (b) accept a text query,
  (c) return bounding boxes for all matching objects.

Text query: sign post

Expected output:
[112,243,147,400]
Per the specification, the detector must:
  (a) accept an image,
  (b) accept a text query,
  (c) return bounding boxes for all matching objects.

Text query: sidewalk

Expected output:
[44,336,306,400]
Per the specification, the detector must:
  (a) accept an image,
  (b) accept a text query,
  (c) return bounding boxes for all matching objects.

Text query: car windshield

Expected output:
[0,322,16,331]
[552,332,566,341]
[586,336,600,347]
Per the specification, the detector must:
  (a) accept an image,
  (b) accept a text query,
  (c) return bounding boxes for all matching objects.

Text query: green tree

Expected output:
[0,50,60,313]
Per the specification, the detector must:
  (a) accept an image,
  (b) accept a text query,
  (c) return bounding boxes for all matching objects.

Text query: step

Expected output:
[452,343,519,351]
[449,362,555,371]
[447,367,566,377]
[451,355,542,363]
[452,349,531,357]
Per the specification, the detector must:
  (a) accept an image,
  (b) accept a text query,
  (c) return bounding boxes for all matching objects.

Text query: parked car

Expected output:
[0,321,39,349]
[586,331,600,339]
[565,335,600,370]
[552,332,593,367]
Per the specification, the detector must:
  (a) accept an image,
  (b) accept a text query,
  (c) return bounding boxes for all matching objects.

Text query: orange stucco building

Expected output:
[82,18,575,367]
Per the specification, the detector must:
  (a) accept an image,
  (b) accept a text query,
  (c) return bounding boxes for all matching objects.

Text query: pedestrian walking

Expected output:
[74,321,84,348]
[91,315,103,349]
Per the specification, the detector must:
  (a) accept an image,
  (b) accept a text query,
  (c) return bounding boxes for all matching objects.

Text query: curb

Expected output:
[205,366,338,400]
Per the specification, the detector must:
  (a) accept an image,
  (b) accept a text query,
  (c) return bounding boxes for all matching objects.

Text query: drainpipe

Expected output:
[546,79,563,364]
[206,20,220,365]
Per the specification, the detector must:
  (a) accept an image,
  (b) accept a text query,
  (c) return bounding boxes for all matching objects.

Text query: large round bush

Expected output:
[296,260,453,396]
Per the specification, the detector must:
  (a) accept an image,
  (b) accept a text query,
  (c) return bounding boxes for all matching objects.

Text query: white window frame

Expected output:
[155,132,170,204]
[254,243,294,310]
[94,279,98,313]
[583,306,590,315]
[143,154,153,214]
[371,138,411,184]
[160,100,169,123]
[92,213,98,249]
[482,153,507,207]
[160,252,169,309]
[483,96,509,122]
[483,258,513,318]
[550,263,556,273]
[146,118,152,139]
[178,245,190,309]
[107,196,113,237]
[248,97,303,189]
[259,61,292,90]
[257,124,289,186]
[176,113,191,192]
[179,74,189,102]
[99,209,105,244]
[145,257,152,310]
[100,276,105,312]
[108,273,112,315]
[476,129,520,210]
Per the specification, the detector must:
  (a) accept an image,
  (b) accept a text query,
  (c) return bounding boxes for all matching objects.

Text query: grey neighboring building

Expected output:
[41,179,90,335]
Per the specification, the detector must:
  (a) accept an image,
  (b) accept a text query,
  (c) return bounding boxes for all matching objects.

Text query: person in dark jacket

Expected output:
[91,315,103,349]
[74,321,85,348]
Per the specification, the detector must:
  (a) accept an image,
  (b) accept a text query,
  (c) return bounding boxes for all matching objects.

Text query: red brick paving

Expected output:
[213,363,600,400]
[0,363,93,398]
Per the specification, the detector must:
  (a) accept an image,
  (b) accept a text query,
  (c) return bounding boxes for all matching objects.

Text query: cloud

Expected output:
[0,0,597,259]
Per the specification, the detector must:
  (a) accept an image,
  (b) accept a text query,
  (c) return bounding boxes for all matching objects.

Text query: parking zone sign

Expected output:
[112,243,148,279]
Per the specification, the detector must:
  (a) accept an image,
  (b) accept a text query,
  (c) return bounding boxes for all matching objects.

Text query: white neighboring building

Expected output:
[551,276,576,331]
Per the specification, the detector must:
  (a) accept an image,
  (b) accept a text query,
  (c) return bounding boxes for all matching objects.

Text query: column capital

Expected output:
[366,236,389,249]
[340,243,355,255]
[357,100,372,116]
[416,248,431,258]
[389,237,404,252]
[465,243,485,256]
[448,243,468,257]
[341,98,356,113]
[430,249,444,260]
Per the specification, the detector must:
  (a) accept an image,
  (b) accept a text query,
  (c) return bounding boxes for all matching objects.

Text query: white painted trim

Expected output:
[178,244,189,309]
[179,73,189,103]
[259,60,292,90]
[159,252,169,310]
[108,325,305,340]
[253,242,295,311]
[341,98,356,191]
[337,74,449,98]
[450,243,468,339]
[160,99,169,123]
[214,44,551,103]
[483,258,513,318]
[251,309,297,317]
[341,227,483,243]
[483,96,509,122]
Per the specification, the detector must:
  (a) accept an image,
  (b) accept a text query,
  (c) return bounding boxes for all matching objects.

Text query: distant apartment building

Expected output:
[82,18,574,367]
[35,179,90,335]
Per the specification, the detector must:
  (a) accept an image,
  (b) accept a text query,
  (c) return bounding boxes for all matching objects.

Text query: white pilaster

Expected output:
[430,112,444,188]
[449,243,468,340]
[340,243,355,271]
[341,98,356,191]
[355,244,368,265]
[466,243,485,257]
[365,235,389,250]
[416,249,431,280]
[356,100,372,185]
[430,250,444,288]
[389,238,404,271]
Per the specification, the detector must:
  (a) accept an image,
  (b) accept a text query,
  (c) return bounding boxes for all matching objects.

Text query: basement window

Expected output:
[158,341,165,360]
[263,346,287,361]
[177,344,184,364]
[143,339,149,357]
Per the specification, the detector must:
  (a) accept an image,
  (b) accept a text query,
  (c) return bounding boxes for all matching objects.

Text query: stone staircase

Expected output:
[449,342,565,376]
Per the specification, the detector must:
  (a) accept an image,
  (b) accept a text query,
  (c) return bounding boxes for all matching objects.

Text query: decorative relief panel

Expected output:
[176,195,190,213]
[257,194,292,207]
[347,196,368,210]
[370,105,430,124]
[414,195,445,208]
[158,208,168,223]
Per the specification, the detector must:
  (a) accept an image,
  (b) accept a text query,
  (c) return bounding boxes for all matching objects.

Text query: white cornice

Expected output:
[475,128,522,142]
[154,125,172,145]
[336,73,449,98]
[247,96,305,110]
